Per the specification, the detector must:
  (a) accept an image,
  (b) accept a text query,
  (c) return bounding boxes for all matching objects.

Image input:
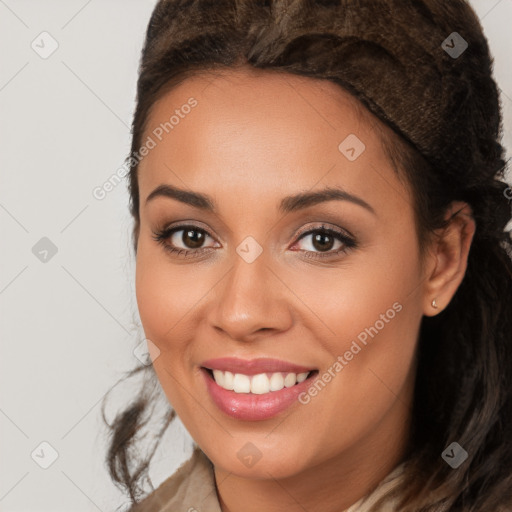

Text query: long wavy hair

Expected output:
[101,1,512,510]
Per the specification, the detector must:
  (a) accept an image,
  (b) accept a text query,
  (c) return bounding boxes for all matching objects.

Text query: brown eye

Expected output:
[151,224,219,258]
[310,232,336,252]
[181,228,207,249]
[291,225,357,260]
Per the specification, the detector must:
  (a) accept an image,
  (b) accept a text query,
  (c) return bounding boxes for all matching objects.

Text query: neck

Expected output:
[213,384,413,512]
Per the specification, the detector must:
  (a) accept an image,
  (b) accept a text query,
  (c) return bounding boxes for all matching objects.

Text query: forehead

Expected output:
[137,67,406,215]
[142,66,376,149]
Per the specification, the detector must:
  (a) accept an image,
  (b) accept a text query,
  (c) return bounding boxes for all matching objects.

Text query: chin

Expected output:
[200,434,313,480]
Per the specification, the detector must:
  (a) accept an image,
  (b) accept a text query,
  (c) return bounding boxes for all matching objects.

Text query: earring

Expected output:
[431,298,438,309]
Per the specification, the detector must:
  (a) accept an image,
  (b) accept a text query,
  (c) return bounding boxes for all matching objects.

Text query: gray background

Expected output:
[1,1,511,511]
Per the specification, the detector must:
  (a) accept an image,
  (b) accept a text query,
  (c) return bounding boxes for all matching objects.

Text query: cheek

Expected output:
[135,244,192,349]
[134,246,201,411]
[313,302,419,459]
[288,233,422,446]
[282,229,421,349]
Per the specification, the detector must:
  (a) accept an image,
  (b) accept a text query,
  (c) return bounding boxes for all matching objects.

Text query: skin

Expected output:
[134,67,475,512]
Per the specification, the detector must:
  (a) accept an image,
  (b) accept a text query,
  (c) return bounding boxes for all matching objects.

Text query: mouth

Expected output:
[200,365,319,421]
[202,367,318,394]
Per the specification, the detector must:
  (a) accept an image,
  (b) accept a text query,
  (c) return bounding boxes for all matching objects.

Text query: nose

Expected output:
[208,250,294,343]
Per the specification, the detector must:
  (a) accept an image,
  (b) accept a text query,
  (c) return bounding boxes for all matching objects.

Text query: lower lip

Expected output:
[201,367,317,421]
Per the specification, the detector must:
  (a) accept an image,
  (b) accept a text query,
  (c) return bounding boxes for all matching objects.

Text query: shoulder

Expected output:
[128,445,222,512]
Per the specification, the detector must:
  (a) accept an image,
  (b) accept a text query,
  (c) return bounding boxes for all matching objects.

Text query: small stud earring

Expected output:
[431,298,438,309]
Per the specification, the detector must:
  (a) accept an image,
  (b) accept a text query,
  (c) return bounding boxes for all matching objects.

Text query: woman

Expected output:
[102,1,512,510]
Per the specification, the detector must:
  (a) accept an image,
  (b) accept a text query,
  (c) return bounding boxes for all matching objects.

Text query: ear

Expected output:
[422,201,476,316]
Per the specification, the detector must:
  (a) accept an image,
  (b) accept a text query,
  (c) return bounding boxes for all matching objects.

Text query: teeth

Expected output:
[212,369,224,387]
[233,373,251,393]
[210,370,311,394]
[223,371,234,390]
[251,373,270,394]
[296,372,308,383]
[284,373,297,387]
[269,372,284,391]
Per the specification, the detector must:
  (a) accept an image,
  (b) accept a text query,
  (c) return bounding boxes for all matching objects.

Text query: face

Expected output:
[135,67,427,481]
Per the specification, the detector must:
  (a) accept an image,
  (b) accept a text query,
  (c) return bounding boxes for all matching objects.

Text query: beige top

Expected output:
[129,446,405,512]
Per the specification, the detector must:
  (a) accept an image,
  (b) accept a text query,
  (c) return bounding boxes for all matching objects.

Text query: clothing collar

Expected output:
[130,445,405,512]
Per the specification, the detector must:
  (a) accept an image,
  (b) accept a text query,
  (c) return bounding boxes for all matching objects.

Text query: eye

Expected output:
[151,224,218,258]
[151,222,357,260]
[291,224,357,259]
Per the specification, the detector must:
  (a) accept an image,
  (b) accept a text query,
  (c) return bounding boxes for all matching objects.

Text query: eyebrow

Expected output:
[145,183,376,215]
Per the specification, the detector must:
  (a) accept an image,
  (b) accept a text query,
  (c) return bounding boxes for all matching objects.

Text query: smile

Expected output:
[207,369,311,394]
[199,357,319,421]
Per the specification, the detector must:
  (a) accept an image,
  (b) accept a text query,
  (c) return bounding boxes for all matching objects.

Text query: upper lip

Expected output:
[201,357,316,375]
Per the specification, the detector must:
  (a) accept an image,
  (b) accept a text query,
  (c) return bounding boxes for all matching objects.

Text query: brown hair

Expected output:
[101,1,512,510]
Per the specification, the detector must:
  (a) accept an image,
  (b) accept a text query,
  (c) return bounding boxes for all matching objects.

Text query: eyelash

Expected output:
[151,223,357,260]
